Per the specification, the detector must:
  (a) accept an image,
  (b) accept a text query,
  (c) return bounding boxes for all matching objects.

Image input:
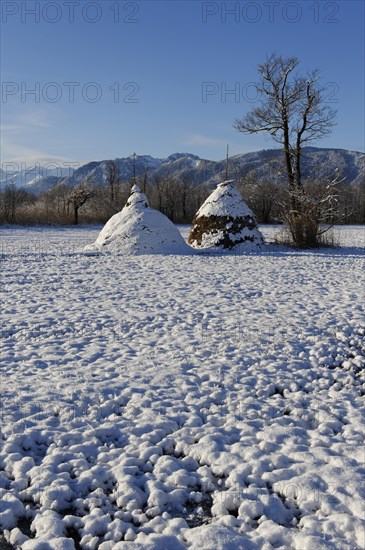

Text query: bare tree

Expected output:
[0,182,35,224]
[2,182,19,223]
[68,180,95,225]
[234,53,337,246]
[150,176,177,221]
[141,171,148,193]
[238,177,282,224]
[105,160,120,204]
[179,176,194,222]
[147,175,201,222]
[336,182,365,224]
[281,177,344,247]
[41,183,70,221]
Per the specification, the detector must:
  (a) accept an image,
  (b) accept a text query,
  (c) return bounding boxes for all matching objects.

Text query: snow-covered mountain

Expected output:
[1,148,363,194]
[0,165,72,194]
[227,147,365,187]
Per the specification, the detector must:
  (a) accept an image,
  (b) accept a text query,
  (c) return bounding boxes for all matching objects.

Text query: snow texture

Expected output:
[84,185,192,256]
[0,224,364,549]
[189,180,264,251]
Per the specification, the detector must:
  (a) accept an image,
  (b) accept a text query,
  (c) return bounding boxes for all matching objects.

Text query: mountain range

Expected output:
[1,147,364,195]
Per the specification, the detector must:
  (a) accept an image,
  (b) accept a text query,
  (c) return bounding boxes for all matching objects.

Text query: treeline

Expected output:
[0,177,209,225]
[0,174,364,226]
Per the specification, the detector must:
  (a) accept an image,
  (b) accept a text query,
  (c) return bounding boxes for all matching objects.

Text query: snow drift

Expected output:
[84,185,192,255]
[188,180,264,251]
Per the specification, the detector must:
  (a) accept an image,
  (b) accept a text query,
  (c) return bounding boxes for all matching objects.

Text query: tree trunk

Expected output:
[282,111,295,206]
[11,195,16,224]
[295,143,302,190]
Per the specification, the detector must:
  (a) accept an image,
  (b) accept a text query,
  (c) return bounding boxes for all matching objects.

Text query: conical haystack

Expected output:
[188,180,264,250]
[84,185,192,255]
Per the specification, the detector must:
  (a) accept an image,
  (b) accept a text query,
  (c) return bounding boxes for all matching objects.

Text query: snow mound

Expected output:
[188,180,264,251]
[84,185,192,255]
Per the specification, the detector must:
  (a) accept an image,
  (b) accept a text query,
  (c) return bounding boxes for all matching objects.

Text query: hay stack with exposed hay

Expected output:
[188,180,264,251]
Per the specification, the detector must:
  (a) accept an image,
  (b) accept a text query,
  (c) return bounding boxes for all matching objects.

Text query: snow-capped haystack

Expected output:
[84,184,192,255]
[188,180,264,251]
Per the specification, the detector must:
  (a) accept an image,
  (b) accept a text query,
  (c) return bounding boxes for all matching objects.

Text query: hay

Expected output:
[188,180,263,250]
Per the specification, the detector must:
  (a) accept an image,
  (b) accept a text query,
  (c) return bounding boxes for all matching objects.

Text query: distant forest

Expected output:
[0,174,364,226]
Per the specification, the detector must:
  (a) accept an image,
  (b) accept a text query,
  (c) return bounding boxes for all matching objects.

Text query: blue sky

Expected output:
[1,0,364,165]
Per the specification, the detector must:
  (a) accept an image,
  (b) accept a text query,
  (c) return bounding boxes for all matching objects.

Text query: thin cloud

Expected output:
[0,110,70,164]
[1,110,52,135]
[0,124,21,132]
[183,134,227,148]
[0,140,75,166]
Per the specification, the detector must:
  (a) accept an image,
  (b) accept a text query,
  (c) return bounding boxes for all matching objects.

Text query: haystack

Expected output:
[84,185,192,255]
[188,180,264,250]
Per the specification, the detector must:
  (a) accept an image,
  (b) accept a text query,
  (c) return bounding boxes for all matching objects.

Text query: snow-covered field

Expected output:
[1,225,364,549]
